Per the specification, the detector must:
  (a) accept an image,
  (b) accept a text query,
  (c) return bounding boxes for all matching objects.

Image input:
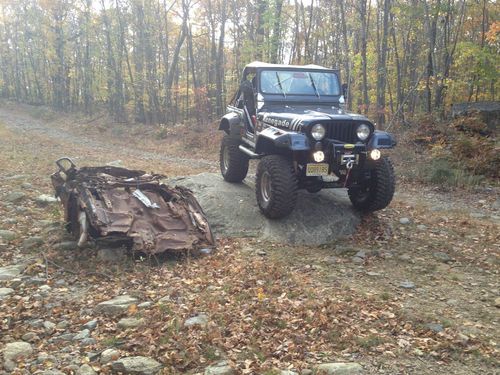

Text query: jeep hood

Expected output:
[257,105,371,128]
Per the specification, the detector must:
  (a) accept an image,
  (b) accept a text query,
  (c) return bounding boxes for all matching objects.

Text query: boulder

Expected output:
[168,173,360,245]
[111,356,162,374]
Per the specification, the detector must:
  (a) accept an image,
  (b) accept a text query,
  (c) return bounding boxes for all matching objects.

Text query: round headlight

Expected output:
[311,124,326,140]
[356,124,371,141]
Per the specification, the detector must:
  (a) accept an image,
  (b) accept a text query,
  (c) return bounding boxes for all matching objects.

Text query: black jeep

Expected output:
[218,61,396,219]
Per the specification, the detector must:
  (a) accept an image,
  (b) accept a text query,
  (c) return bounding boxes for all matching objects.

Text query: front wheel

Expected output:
[220,135,249,183]
[256,155,298,219]
[348,156,395,212]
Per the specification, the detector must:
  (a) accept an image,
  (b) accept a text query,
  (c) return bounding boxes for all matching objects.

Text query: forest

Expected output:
[0,0,498,126]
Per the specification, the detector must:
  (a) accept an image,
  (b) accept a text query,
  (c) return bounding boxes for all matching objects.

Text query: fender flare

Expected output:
[367,130,396,150]
[255,127,311,154]
[219,112,243,136]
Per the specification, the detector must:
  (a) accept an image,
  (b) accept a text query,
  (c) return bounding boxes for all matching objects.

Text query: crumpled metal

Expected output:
[51,160,214,254]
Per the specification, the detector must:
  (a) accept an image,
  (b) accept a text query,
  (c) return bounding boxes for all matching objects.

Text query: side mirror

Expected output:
[342,83,348,98]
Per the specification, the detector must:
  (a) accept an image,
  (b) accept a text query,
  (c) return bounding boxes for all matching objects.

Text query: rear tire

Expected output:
[256,155,298,219]
[348,156,395,212]
[220,135,249,183]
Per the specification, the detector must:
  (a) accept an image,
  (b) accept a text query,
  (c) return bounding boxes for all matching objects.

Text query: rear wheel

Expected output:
[348,156,395,212]
[220,135,249,182]
[256,155,298,219]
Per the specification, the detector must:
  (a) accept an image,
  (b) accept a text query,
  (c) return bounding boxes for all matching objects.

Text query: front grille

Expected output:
[324,121,358,143]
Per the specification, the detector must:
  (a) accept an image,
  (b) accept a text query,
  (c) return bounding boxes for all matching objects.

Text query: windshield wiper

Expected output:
[308,73,320,98]
[275,72,287,99]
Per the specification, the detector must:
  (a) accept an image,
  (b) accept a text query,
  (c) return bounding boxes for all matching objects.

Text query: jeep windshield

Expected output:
[260,70,340,96]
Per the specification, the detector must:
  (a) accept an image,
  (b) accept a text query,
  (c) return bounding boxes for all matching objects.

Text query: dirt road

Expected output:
[0,103,498,374]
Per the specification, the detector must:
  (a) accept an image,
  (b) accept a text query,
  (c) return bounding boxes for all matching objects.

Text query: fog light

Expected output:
[313,151,325,162]
[370,149,381,160]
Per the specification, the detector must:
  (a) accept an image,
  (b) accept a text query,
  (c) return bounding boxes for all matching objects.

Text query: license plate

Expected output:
[306,163,329,176]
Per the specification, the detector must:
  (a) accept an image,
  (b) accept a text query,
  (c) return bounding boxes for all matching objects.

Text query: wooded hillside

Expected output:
[0,0,498,125]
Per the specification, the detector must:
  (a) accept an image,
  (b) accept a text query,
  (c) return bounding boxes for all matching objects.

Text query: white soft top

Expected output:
[245,61,332,70]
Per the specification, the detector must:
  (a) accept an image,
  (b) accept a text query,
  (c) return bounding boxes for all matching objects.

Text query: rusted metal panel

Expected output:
[51,158,214,254]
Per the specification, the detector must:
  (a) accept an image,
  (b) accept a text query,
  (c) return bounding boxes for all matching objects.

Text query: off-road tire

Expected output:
[220,135,249,182]
[256,155,298,219]
[348,156,395,212]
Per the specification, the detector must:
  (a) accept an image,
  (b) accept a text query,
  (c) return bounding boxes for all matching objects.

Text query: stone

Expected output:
[433,252,453,263]
[77,364,97,375]
[95,295,138,316]
[302,370,313,375]
[494,297,500,308]
[43,321,56,333]
[138,301,153,309]
[83,319,98,330]
[56,320,70,330]
[37,352,58,364]
[35,194,58,206]
[351,256,364,264]
[167,173,360,245]
[2,341,33,362]
[416,224,427,230]
[118,317,145,329]
[425,323,444,333]
[22,236,44,250]
[54,241,78,251]
[0,230,16,241]
[81,338,97,346]
[27,277,46,285]
[5,191,26,203]
[101,348,120,364]
[0,264,25,281]
[21,182,32,189]
[366,272,381,277]
[399,281,415,289]
[39,285,52,295]
[313,363,363,374]
[281,371,299,375]
[184,314,209,328]
[21,332,38,342]
[204,361,235,375]
[111,356,162,374]
[73,329,90,340]
[354,250,366,258]
[399,217,411,225]
[38,370,65,375]
[0,287,14,299]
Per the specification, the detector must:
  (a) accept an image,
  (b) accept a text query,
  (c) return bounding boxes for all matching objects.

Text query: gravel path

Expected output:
[0,105,217,170]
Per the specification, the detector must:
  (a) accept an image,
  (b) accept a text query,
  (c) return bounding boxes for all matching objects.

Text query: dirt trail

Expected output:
[0,104,498,375]
[0,105,217,171]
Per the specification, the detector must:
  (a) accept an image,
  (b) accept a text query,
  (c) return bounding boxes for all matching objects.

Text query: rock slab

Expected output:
[169,173,360,245]
[111,356,162,374]
[95,295,138,316]
[0,264,25,281]
[204,361,235,375]
[313,362,363,374]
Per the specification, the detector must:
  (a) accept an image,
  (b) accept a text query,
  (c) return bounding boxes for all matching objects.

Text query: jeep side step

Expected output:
[238,145,261,159]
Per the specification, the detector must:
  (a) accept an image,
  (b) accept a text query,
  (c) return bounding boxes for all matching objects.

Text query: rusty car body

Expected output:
[51,158,214,255]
